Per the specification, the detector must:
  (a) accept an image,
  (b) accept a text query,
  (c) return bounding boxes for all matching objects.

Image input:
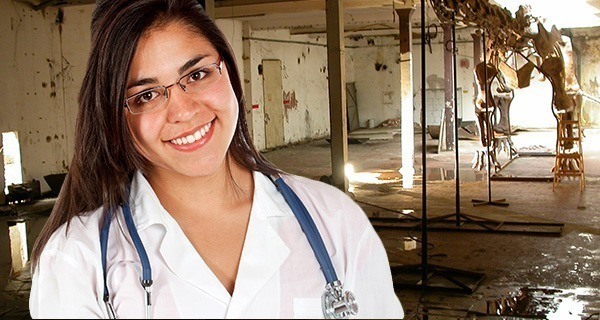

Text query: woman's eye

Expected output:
[188,69,207,83]
[137,90,159,104]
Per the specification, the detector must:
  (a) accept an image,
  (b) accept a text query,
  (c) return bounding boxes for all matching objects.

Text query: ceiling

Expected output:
[15,0,600,36]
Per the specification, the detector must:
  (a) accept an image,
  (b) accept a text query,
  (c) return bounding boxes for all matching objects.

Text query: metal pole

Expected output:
[482,30,493,202]
[420,0,428,289]
[452,12,461,227]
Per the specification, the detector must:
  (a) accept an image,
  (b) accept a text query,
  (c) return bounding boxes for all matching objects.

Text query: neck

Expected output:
[146,157,254,220]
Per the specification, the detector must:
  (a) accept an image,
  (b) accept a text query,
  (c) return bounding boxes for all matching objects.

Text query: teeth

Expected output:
[170,121,212,145]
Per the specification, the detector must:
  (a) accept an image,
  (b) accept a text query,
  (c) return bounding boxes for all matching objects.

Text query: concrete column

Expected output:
[443,23,455,151]
[326,0,348,192]
[395,6,415,189]
[242,22,255,141]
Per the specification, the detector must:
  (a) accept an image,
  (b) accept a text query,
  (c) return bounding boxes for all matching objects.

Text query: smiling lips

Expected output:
[170,121,213,146]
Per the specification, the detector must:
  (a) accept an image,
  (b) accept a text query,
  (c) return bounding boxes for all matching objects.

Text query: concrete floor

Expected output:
[1,128,599,319]
[263,128,600,319]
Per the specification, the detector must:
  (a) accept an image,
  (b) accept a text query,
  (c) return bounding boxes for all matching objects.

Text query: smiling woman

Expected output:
[27,0,404,319]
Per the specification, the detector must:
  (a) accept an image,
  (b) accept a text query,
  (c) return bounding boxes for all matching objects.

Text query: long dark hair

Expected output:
[31,0,279,269]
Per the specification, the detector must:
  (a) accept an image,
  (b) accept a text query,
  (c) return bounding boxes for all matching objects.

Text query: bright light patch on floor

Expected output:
[349,172,385,184]
[8,222,28,276]
[547,297,584,320]
[493,0,600,28]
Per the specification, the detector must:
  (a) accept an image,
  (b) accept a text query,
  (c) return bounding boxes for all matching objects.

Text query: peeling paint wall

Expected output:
[0,1,91,193]
[247,30,330,149]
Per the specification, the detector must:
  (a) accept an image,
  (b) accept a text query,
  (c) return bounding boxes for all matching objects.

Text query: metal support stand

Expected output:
[471,29,509,207]
[391,4,485,295]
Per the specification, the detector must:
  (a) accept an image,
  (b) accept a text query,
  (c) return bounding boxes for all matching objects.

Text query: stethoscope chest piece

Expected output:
[322,280,358,319]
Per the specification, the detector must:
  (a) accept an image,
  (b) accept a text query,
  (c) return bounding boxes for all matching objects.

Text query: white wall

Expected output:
[347,36,402,128]
[345,29,478,130]
[215,19,244,80]
[411,29,477,127]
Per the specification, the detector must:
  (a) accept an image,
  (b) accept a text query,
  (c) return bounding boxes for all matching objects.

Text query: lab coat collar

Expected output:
[129,170,293,309]
[128,171,169,230]
[127,171,292,228]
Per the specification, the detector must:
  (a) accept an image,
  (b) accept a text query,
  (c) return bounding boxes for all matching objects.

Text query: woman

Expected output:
[29,0,403,318]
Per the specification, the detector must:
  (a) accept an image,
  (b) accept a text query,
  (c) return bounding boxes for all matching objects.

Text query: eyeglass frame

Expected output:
[124,57,223,115]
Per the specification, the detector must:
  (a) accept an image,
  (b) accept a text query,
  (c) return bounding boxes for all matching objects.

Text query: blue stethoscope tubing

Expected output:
[100,176,357,319]
[271,177,337,283]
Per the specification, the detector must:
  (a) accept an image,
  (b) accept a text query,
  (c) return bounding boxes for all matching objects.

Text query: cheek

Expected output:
[126,114,160,149]
[213,82,239,119]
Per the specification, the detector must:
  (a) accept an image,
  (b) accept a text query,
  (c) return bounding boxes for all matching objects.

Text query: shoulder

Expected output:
[280,174,370,237]
[37,208,104,269]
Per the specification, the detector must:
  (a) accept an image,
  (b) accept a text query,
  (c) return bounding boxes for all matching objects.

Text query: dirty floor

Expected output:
[1,128,599,319]
[263,128,600,319]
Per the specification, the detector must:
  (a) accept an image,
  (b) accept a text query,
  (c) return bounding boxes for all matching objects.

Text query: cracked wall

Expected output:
[0,1,92,193]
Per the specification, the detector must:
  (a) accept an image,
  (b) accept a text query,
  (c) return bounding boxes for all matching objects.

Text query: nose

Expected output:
[165,84,198,123]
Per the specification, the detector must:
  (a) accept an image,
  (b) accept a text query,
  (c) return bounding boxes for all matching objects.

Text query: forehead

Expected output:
[129,21,217,76]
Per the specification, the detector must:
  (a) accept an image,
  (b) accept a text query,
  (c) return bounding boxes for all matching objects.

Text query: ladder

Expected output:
[553,111,585,191]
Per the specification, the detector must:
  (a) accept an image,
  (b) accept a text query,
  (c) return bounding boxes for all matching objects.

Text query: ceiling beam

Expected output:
[215,0,395,19]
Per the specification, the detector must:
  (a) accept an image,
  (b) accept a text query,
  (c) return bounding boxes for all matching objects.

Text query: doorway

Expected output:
[262,60,285,149]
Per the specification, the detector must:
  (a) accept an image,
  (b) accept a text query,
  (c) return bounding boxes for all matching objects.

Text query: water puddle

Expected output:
[487,287,598,319]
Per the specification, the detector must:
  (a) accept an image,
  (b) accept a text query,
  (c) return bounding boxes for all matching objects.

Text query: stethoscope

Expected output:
[100,176,359,319]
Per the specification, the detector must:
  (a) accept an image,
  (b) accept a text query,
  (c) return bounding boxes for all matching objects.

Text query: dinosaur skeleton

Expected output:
[429,0,587,179]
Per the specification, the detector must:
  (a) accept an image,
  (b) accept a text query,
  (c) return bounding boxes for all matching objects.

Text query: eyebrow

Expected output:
[126,54,210,90]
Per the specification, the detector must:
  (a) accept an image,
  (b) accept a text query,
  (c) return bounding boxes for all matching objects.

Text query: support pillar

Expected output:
[443,23,456,151]
[326,0,348,192]
[242,22,255,142]
[395,5,415,189]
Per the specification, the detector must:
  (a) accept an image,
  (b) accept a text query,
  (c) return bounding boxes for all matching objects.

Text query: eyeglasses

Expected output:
[125,59,223,115]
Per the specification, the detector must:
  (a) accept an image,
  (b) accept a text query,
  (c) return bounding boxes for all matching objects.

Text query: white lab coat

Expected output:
[30,171,404,319]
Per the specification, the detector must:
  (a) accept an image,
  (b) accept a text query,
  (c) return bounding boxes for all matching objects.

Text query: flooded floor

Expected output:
[1,128,598,319]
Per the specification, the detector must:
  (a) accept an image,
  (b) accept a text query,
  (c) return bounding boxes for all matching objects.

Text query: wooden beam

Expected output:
[215,0,394,19]
[326,0,348,192]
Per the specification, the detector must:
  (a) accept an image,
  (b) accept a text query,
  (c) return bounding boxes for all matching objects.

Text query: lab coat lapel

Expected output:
[132,171,232,304]
[225,173,291,317]
[159,219,233,304]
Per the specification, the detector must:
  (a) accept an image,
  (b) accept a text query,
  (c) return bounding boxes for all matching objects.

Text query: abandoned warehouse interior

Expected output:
[1,0,599,318]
